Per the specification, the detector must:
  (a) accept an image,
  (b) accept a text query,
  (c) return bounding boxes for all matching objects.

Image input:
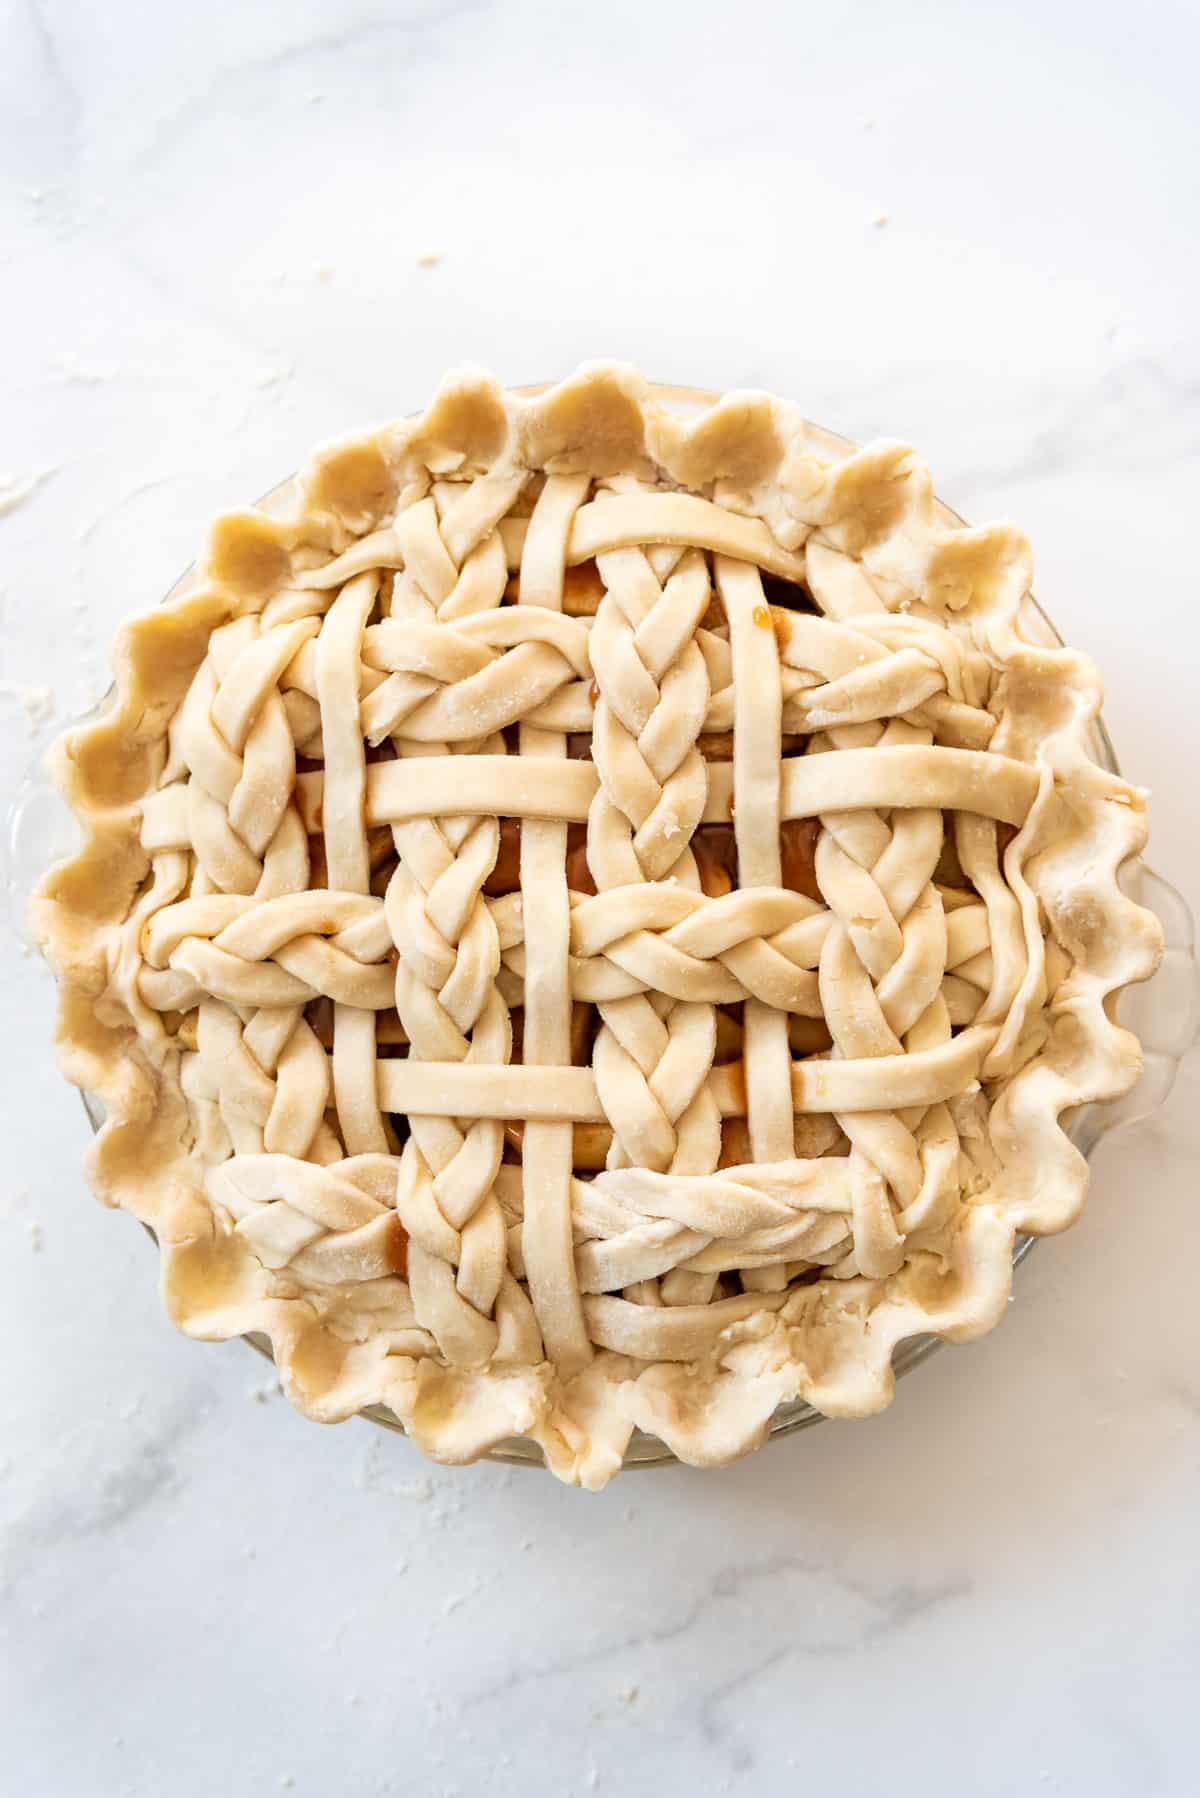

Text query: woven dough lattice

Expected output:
[35,366,1160,1486]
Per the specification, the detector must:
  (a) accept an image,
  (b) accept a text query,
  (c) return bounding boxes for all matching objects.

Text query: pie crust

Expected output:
[33,365,1162,1487]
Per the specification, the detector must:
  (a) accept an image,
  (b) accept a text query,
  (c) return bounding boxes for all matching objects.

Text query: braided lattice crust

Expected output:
[35,366,1161,1486]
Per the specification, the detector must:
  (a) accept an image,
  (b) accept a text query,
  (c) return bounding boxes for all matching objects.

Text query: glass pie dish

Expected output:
[10,386,1197,1473]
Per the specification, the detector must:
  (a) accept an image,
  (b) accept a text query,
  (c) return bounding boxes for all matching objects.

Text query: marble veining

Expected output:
[2,2,1198,1794]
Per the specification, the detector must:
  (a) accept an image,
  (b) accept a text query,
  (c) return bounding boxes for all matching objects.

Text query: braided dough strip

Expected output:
[717,556,793,1192]
[497,1160,860,1292]
[373,483,529,1364]
[288,609,994,747]
[210,1152,407,1283]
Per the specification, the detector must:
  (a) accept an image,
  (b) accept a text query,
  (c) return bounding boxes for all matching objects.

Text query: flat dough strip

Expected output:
[517,475,593,1372]
[716,555,793,1164]
[568,493,807,581]
[289,745,1038,831]
[377,1027,994,1119]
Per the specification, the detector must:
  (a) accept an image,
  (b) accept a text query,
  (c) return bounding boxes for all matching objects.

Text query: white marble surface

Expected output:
[2,1,1198,1792]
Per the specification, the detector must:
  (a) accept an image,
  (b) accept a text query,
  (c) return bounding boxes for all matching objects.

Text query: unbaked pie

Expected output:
[34,365,1162,1486]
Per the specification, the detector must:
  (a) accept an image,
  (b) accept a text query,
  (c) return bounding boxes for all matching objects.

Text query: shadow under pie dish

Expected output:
[33,365,1164,1489]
